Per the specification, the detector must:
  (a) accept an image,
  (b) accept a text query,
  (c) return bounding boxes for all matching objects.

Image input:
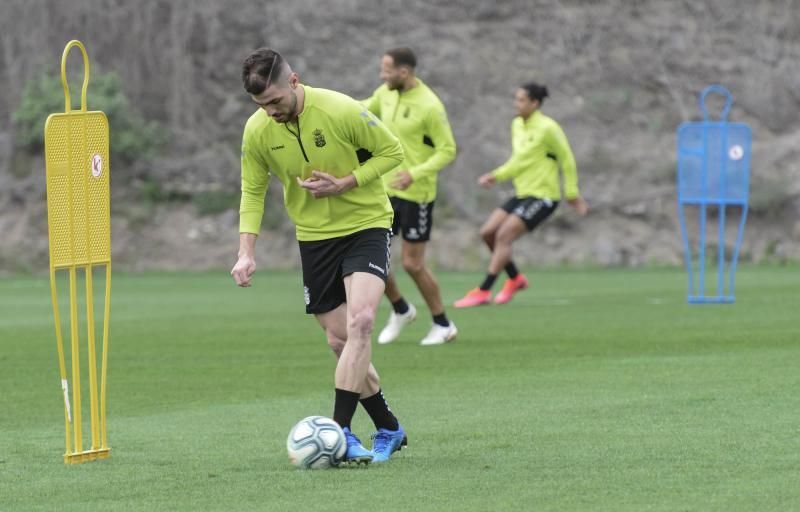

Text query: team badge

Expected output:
[313,129,326,147]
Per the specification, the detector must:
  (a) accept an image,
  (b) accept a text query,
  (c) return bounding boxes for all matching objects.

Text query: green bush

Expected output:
[13,70,165,163]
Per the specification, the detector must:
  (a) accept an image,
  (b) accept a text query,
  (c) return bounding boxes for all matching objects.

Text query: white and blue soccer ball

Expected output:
[286,416,346,469]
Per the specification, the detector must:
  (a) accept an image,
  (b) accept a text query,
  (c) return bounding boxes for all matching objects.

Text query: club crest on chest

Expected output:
[313,129,326,147]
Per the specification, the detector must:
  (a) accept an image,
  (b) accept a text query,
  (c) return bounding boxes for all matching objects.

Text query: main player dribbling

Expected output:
[231,48,408,464]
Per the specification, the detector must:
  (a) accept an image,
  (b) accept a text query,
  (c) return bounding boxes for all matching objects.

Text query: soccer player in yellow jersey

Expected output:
[231,48,408,463]
[363,48,458,346]
[455,83,588,308]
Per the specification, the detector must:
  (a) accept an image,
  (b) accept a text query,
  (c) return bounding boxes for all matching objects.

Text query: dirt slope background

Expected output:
[1,0,798,273]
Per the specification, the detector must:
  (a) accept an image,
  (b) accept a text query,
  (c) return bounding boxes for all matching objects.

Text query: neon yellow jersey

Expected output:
[363,79,456,203]
[240,86,403,241]
[491,110,580,201]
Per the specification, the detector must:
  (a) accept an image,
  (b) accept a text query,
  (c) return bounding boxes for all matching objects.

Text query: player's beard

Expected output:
[273,91,299,123]
[386,78,403,92]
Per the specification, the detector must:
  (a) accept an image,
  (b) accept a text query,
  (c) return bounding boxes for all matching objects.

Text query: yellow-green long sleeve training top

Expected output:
[363,78,456,203]
[239,85,404,241]
[491,110,580,201]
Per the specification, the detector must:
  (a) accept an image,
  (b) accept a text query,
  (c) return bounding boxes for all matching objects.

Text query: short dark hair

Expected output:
[384,47,417,69]
[242,48,286,95]
[521,82,549,103]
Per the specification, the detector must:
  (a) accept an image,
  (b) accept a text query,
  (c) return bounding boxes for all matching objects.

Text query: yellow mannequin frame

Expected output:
[44,40,111,464]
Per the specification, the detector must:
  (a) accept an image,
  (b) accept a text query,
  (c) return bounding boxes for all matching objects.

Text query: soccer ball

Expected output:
[286,416,347,469]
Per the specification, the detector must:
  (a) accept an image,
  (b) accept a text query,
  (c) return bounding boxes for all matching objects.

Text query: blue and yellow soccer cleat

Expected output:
[371,425,408,463]
[342,427,373,465]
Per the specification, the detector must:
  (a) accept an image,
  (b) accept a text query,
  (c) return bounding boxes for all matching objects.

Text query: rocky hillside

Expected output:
[1,0,799,273]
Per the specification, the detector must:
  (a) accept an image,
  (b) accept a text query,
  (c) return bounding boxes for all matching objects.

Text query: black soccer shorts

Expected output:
[390,196,435,243]
[298,228,391,314]
[500,196,559,231]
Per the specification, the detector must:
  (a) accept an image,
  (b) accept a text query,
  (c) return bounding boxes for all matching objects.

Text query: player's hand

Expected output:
[478,173,496,188]
[390,170,413,190]
[231,254,256,287]
[567,196,589,216]
[297,171,356,198]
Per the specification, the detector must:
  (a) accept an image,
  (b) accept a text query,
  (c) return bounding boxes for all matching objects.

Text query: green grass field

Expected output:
[2,266,799,511]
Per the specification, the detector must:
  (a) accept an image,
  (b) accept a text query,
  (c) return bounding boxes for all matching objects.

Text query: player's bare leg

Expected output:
[345,272,406,461]
[487,215,527,275]
[456,211,527,308]
[479,208,509,251]
[401,241,441,314]
[317,301,406,461]
[336,272,383,391]
[320,272,385,464]
[401,241,456,345]
[488,215,530,304]
[316,303,380,397]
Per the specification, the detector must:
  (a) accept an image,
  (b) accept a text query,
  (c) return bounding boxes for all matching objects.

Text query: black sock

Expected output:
[432,313,449,327]
[479,274,498,291]
[391,298,410,315]
[333,388,361,430]
[359,389,399,431]
[505,261,519,279]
